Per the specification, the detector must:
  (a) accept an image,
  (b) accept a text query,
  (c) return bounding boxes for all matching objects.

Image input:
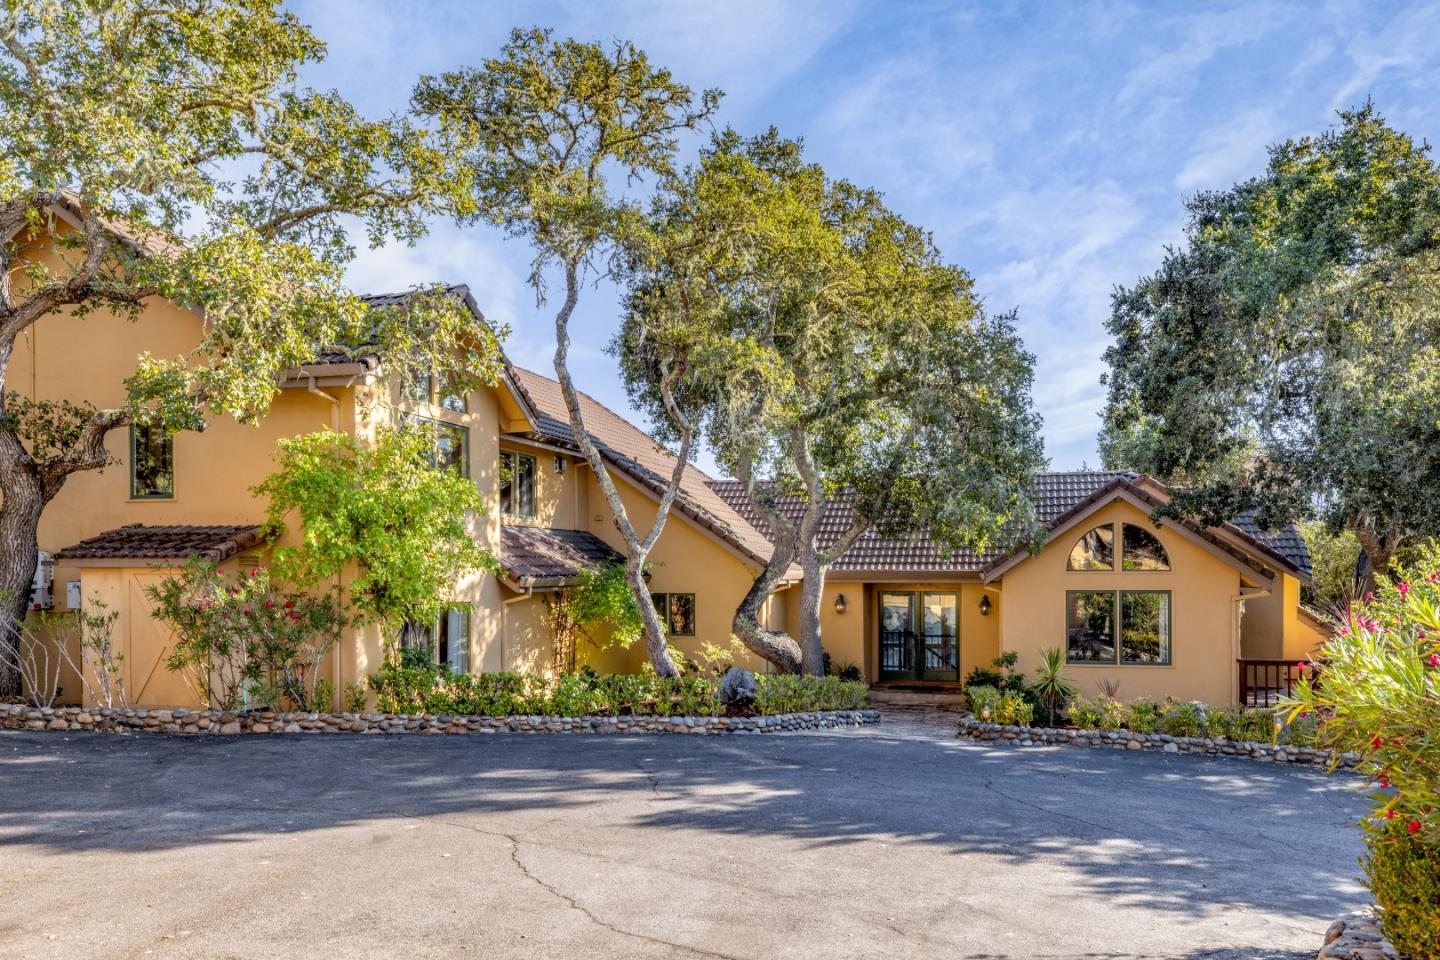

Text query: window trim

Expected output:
[129,424,175,500]
[1066,523,1116,572]
[499,449,537,519]
[1065,588,1173,666]
[408,415,469,478]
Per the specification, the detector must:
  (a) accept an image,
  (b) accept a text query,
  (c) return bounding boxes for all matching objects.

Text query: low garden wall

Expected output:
[0,702,881,736]
[1318,913,1400,960]
[956,714,1363,769]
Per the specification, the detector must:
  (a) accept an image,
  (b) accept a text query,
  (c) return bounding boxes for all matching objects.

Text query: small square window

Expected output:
[650,593,696,637]
[130,424,174,499]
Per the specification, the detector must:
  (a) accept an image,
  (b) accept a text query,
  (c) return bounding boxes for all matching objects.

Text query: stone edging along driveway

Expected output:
[0,702,880,736]
[956,714,1364,769]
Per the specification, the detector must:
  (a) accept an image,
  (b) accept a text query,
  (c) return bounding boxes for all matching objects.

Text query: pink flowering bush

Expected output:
[1284,543,1440,956]
[147,558,349,711]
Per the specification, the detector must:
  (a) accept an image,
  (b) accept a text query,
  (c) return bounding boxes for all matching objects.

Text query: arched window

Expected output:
[1067,524,1114,570]
[1122,524,1171,571]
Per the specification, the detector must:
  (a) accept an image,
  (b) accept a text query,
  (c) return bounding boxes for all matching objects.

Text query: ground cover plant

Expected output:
[369,664,867,718]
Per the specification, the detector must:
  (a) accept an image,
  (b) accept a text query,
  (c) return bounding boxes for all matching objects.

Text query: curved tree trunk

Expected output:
[796,553,827,676]
[731,523,802,674]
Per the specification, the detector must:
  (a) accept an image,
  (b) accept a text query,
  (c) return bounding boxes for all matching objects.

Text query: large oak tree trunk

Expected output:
[731,524,802,674]
[796,553,827,676]
[0,441,43,698]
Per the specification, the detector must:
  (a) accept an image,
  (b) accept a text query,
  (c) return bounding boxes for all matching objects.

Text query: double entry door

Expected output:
[879,591,959,681]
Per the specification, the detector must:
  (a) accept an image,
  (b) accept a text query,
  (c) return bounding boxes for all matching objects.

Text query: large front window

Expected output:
[1066,590,1171,665]
[499,450,536,518]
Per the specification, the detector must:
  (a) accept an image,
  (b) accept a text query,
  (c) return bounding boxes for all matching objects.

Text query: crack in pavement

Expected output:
[395,808,745,960]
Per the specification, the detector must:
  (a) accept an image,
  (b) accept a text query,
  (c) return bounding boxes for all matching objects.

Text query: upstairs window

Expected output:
[1122,524,1171,570]
[437,371,468,414]
[1067,524,1114,570]
[499,450,536,518]
[406,416,468,476]
[130,425,174,499]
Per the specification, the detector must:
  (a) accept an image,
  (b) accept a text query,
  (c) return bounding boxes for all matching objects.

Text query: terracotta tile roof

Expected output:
[708,471,1312,579]
[54,524,263,562]
[1230,510,1313,577]
[508,368,778,567]
[499,525,624,587]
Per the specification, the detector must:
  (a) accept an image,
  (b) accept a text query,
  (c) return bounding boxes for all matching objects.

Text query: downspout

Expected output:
[307,376,344,704]
[1231,586,1271,704]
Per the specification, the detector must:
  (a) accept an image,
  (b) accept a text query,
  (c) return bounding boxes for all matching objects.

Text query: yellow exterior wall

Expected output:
[998,499,1244,705]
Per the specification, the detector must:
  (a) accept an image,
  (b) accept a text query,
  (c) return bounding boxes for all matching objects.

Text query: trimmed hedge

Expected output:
[369,666,868,718]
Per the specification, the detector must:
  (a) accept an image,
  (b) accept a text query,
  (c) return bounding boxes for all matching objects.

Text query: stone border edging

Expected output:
[956,714,1362,769]
[1,702,880,737]
[1320,912,1399,959]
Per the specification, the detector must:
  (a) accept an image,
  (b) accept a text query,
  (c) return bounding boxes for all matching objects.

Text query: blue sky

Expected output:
[289,0,1440,475]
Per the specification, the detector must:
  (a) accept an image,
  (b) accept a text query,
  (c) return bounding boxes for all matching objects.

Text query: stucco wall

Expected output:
[998,499,1245,705]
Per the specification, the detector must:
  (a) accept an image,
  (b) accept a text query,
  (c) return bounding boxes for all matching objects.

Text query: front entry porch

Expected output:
[878,591,961,682]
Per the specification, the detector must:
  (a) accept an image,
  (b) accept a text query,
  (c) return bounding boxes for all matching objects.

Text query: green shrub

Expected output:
[1205,705,1277,744]
[367,666,865,717]
[995,691,1033,727]
[1160,699,1204,738]
[1098,696,1128,731]
[1362,824,1440,960]
[1125,697,1163,733]
[966,684,1000,719]
[1067,696,1103,730]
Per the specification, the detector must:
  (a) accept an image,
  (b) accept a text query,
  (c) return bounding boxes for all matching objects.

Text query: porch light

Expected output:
[834,593,847,614]
[979,594,992,616]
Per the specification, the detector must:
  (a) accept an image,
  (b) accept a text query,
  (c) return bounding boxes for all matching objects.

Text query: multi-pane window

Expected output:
[403,369,469,414]
[499,450,536,518]
[407,416,468,476]
[651,593,697,637]
[1066,590,1171,665]
[1067,525,1114,570]
[130,425,174,499]
[437,371,468,414]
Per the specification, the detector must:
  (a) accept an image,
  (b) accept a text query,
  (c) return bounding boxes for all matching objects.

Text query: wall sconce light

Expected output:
[979,594,992,616]
[834,593,847,614]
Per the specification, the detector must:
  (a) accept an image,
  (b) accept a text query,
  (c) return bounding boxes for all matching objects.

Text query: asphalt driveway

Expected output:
[0,716,1369,960]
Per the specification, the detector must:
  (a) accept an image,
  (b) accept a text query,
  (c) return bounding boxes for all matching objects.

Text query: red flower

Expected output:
[1296,661,1307,671]
[1372,735,1384,749]
[284,599,295,609]
[243,608,253,617]
[1398,582,1410,599]
[1380,777,1390,788]
[1387,809,1398,819]
[1427,571,1439,584]
[1429,654,1440,668]
[1409,820,1422,834]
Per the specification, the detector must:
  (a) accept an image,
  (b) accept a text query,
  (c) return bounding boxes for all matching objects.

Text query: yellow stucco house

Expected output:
[20,269,1328,711]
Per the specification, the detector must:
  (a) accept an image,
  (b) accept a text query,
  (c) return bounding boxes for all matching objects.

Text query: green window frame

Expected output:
[129,424,174,499]
[1067,523,1115,571]
[406,415,468,477]
[1122,523,1171,571]
[650,592,697,637]
[499,450,537,518]
[1066,590,1172,665]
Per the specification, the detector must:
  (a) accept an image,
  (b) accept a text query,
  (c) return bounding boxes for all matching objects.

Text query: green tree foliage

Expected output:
[0,0,495,694]
[615,130,1045,672]
[253,428,494,630]
[1100,105,1440,585]
[412,28,720,677]
[1299,520,1363,611]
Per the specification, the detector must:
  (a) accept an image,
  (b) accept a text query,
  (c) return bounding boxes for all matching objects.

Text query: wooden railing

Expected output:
[1238,659,1308,709]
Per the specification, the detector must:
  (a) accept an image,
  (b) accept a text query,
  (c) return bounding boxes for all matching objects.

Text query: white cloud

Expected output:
[1173,108,1282,192]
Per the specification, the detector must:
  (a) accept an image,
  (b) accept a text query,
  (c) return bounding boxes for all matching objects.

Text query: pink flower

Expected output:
[1398,582,1411,599]
[1429,654,1440,668]
[1366,592,1375,602]
[1296,661,1307,671]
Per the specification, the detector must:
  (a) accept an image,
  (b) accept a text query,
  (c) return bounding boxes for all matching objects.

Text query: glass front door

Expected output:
[879,591,959,681]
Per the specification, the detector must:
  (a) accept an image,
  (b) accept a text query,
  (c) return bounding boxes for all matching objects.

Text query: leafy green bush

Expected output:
[994,691,1033,727]
[1067,696,1103,730]
[367,666,866,717]
[1160,699,1204,738]
[966,684,1000,719]
[1028,647,1075,726]
[1283,544,1440,951]
[1098,696,1129,731]
[1125,697,1163,733]
[1362,824,1440,960]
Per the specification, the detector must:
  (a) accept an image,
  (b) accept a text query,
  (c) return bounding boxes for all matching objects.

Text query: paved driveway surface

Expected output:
[0,717,1368,960]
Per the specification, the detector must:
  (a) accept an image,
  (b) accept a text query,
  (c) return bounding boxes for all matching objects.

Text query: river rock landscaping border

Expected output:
[0,702,880,737]
[1319,912,1400,959]
[956,714,1362,769]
